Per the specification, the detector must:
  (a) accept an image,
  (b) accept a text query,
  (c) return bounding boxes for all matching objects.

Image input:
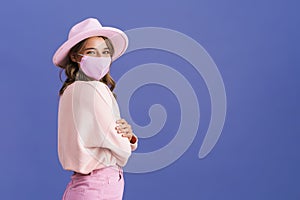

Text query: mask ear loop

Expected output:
[77,54,85,64]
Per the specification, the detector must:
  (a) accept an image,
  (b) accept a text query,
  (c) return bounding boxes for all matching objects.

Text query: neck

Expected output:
[75,69,95,81]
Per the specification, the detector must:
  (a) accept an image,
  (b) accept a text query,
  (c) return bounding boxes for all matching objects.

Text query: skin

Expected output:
[72,37,136,143]
[79,36,111,58]
[116,119,135,143]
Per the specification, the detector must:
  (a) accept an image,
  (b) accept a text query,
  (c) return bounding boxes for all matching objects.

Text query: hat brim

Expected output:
[53,27,128,68]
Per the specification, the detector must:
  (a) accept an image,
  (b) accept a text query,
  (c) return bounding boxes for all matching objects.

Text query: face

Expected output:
[80,36,111,57]
[71,37,112,64]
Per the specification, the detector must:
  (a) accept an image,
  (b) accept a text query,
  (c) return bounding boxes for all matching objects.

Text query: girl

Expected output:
[52,18,138,200]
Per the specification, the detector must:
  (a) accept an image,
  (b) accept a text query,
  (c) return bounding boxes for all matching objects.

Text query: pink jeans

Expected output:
[62,166,124,200]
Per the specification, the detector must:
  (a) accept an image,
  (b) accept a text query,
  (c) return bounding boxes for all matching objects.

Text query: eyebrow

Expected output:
[84,47,110,51]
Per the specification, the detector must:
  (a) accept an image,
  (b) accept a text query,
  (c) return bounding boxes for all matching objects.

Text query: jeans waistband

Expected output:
[73,165,122,177]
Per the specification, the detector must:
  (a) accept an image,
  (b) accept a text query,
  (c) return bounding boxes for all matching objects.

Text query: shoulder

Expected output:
[74,81,113,105]
[86,81,110,92]
[72,81,108,94]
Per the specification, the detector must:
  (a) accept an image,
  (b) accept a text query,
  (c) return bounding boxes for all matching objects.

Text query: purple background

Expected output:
[0,0,299,199]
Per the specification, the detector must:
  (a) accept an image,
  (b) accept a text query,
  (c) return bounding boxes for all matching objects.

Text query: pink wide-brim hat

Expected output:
[52,18,128,68]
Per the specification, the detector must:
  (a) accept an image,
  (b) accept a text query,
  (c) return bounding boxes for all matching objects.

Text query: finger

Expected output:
[115,124,122,129]
[118,127,130,134]
[115,124,125,131]
[120,124,131,131]
[116,123,131,130]
[122,127,131,133]
[116,119,127,125]
[116,127,125,134]
[116,125,131,133]
[116,119,123,124]
[122,133,133,140]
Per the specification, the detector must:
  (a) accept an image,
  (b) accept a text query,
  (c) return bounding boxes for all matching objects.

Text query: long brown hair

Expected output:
[59,36,116,96]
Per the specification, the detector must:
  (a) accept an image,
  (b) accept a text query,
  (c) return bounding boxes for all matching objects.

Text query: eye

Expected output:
[103,50,111,55]
[86,50,96,55]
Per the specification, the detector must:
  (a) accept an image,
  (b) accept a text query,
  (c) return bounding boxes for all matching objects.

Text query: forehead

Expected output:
[84,36,108,49]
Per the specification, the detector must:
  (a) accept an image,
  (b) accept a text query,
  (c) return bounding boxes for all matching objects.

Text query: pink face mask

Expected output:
[78,54,111,80]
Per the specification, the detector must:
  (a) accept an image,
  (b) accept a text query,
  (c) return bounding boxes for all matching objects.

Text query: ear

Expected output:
[70,54,78,62]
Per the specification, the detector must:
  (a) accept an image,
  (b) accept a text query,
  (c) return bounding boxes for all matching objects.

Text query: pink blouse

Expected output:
[57,81,138,174]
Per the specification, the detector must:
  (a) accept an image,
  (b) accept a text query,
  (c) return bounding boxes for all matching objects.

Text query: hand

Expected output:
[115,119,136,143]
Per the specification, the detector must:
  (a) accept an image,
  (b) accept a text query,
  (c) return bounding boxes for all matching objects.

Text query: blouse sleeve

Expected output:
[72,81,131,166]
